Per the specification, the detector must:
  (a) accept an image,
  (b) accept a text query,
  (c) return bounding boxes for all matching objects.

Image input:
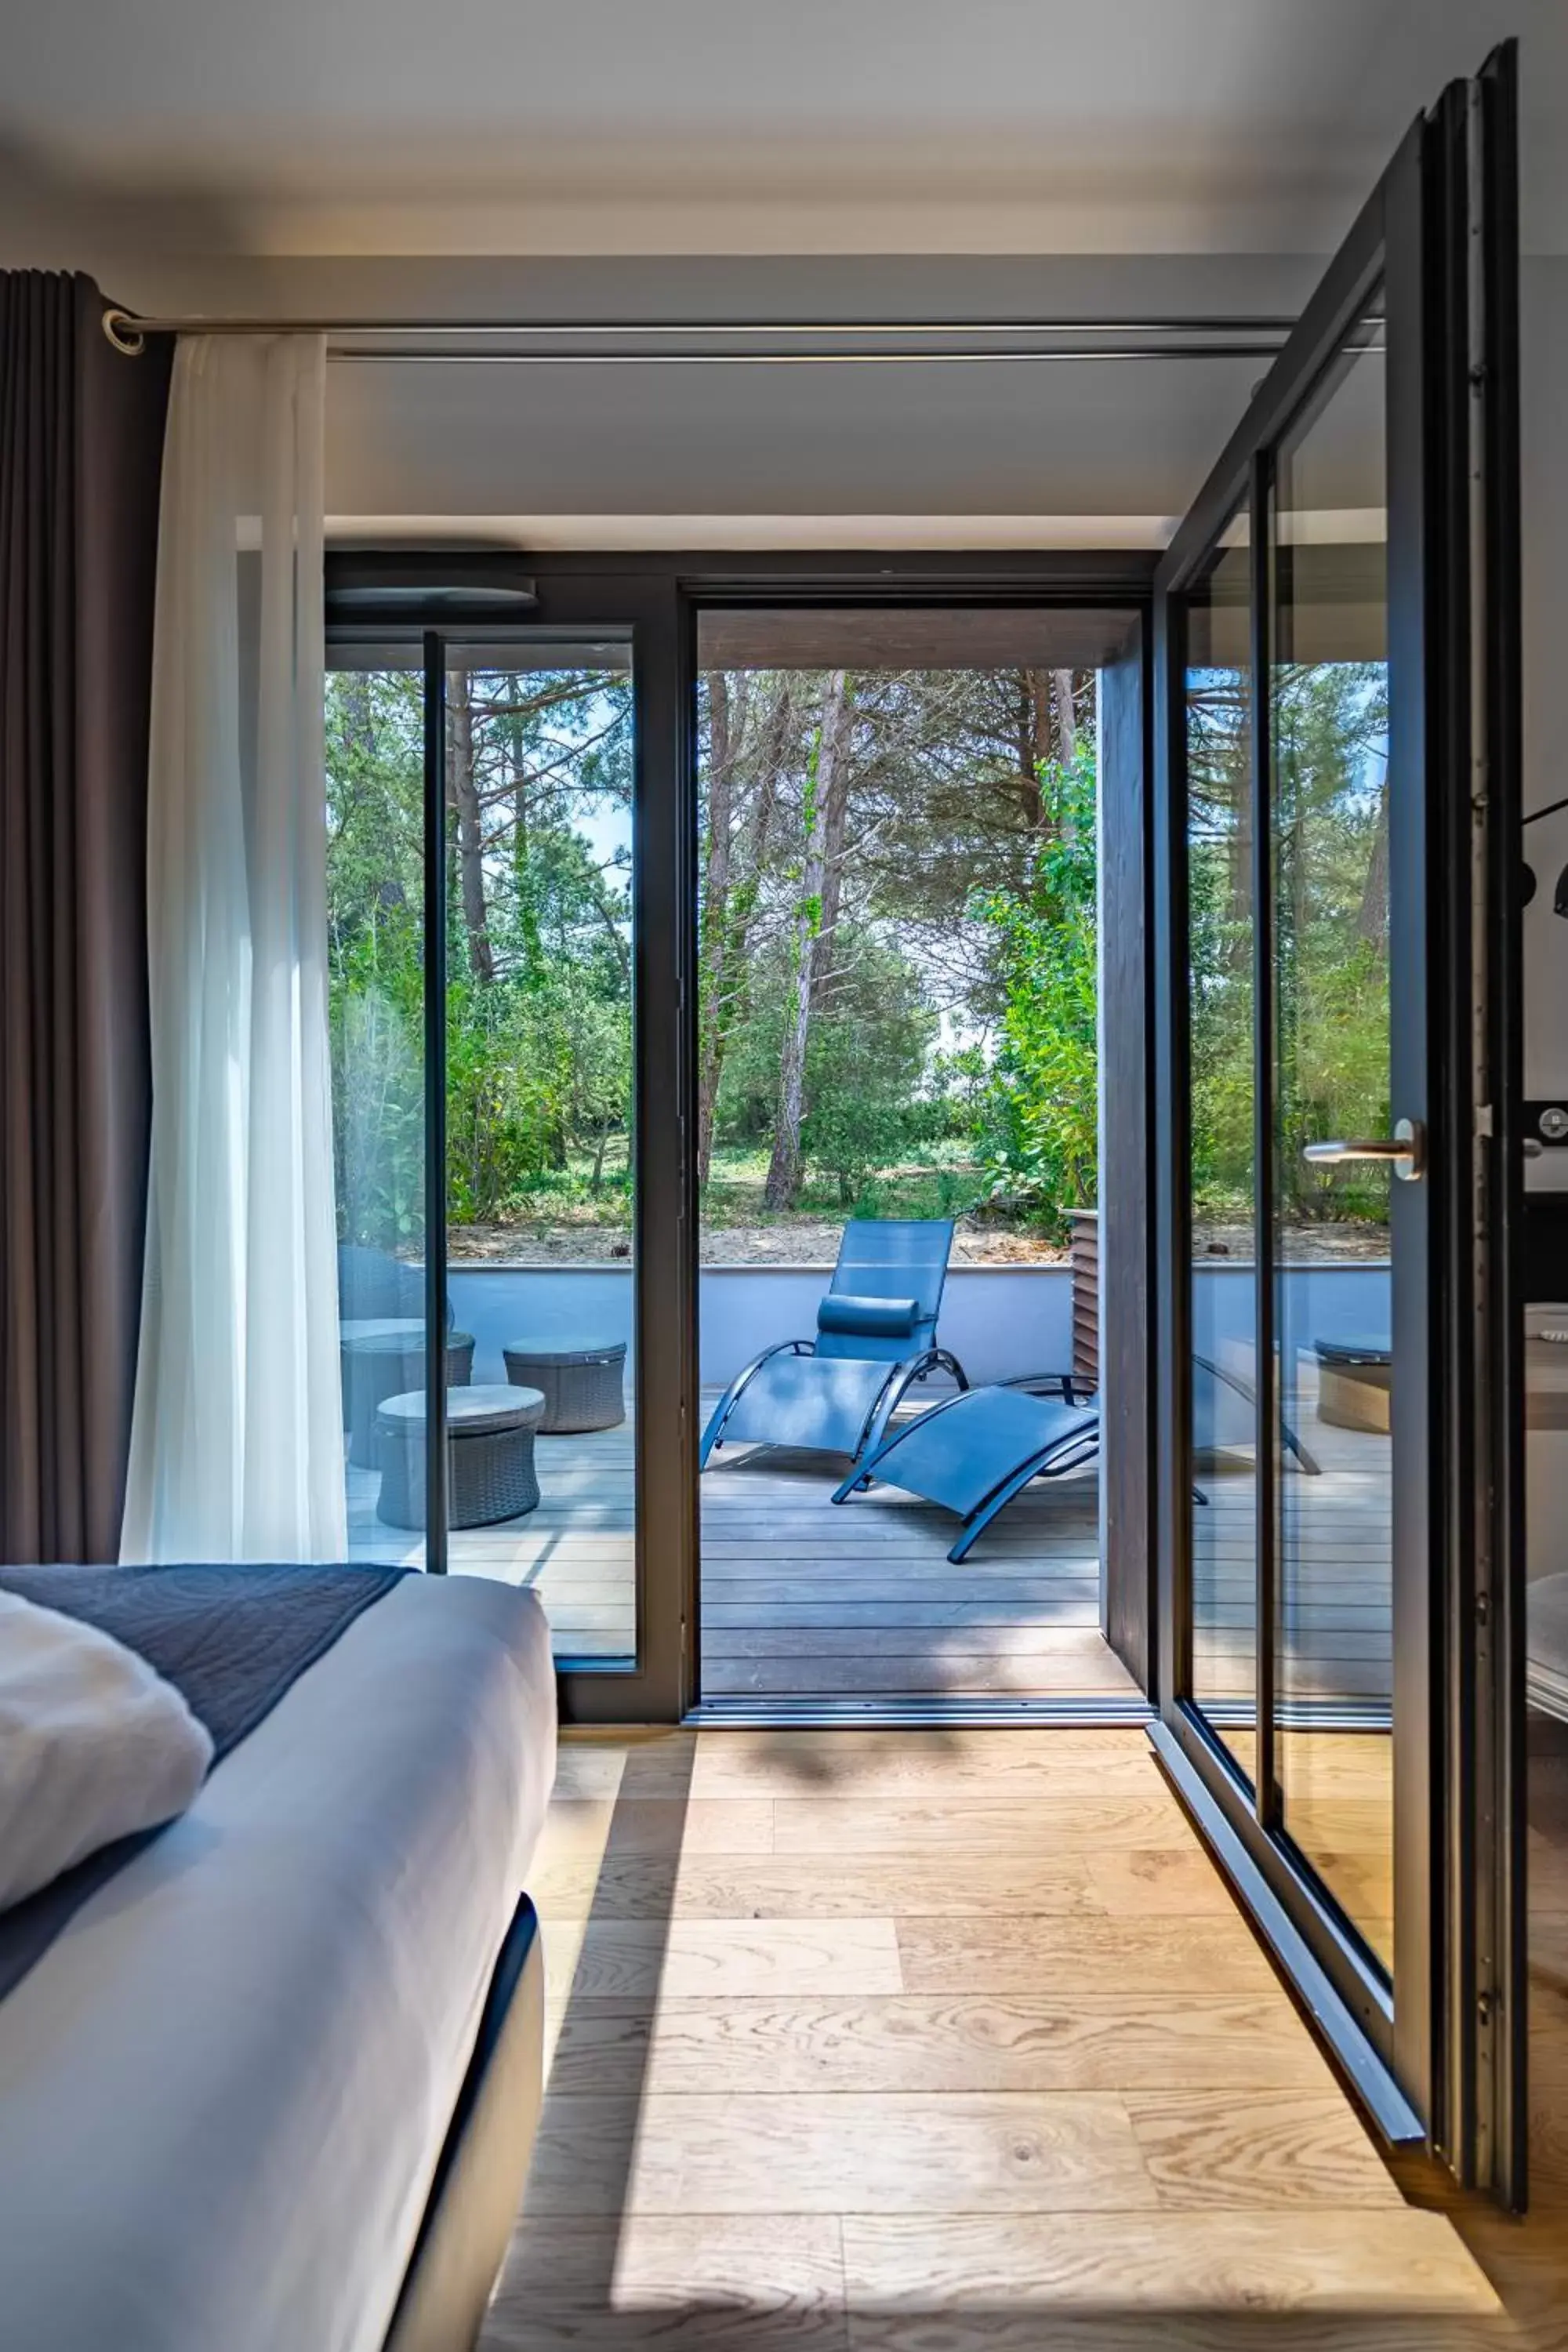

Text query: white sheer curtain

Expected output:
[122,335,347,1563]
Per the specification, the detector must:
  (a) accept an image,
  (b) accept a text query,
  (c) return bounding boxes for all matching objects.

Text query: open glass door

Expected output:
[1152,47,1523,2195]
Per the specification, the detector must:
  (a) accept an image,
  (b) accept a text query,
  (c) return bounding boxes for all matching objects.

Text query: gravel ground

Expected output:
[446,1214,1068,1267]
[445,1214,1387,1269]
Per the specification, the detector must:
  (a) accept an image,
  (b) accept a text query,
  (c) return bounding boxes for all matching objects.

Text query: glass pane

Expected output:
[1184,518,1259,1774]
[441,642,637,1666]
[325,654,430,1570]
[1269,313,1394,1970]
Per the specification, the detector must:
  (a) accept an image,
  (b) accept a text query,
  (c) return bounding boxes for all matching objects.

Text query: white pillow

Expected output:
[0,1592,215,1911]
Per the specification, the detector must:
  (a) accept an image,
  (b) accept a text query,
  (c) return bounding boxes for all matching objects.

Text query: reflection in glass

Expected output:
[326,659,430,1570]
[443,649,636,1663]
[1269,317,1395,1970]
[325,643,638,1664]
[1185,520,1258,1773]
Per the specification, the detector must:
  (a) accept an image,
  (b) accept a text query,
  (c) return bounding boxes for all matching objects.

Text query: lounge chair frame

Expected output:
[699,1337,967,1471]
[831,1352,1319,1564]
[831,1382,1098,1562]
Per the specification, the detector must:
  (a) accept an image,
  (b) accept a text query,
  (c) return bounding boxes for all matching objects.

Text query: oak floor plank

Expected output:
[840,2209,1501,2316]
[488,2217,851,2349]
[543,1993,1343,2098]
[772,1793,1201,1854]
[534,1850,1102,1922]
[532,1797,777,1861]
[1083,1847,1254,1916]
[545,1915,904,1999]
[688,1729,1170,1802]
[895,1915,1276,1996]
[552,1733,700,1802]
[527,2091,1159,2216]
[1123,2088,1407,2209]
[844,2310,1527,2350]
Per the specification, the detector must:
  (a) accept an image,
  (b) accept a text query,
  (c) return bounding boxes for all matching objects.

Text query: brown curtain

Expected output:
[0,273,172,1561]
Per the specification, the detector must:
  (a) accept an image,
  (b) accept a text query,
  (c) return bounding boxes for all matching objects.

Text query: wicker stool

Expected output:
[503,1339,627,1434]
[374,1385,545,1530]
[1313,1337,1392,1434]
[342,1327,474,1466]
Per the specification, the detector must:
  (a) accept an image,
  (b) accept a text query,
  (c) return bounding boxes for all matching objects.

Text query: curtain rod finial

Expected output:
[102,308,146,357]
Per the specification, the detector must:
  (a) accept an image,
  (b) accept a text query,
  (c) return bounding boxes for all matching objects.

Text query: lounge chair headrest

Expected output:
[817,1294,920,1341]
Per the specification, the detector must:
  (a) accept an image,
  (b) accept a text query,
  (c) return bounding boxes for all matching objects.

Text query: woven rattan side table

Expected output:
[374,1384,545,1528]
[342,1325,474,1466]
[502,1339,626,1434]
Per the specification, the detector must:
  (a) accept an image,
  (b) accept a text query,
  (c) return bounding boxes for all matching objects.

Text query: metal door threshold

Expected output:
[685,1693,1155,1730]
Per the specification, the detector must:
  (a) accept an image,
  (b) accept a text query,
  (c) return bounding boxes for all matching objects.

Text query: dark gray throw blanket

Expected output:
[0,1562,405,2002]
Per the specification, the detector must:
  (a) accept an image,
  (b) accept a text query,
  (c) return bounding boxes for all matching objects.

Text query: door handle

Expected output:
[1302,1116,1425,1182]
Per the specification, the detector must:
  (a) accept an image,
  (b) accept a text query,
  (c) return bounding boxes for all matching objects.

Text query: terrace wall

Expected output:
[445,1258,1392,1391]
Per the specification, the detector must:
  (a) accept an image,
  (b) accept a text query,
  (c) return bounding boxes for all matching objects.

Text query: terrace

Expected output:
[344,1252,1394,1711]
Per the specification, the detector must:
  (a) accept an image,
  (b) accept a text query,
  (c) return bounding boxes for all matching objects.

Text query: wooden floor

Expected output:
[347,1376,1394,1708]
[477,1722,1568,2349]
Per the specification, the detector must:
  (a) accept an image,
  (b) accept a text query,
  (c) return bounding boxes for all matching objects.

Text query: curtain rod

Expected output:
[101,303,1298,363]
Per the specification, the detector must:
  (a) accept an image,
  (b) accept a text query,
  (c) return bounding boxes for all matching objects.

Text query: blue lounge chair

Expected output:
[699,1218,967,1472]
[832,1355,1318,1563]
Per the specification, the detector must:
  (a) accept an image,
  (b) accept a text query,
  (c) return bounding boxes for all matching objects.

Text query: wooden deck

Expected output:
[347,1371,1395,1711]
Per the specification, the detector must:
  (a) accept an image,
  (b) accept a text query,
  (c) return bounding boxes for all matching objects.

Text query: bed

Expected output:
[0,1571,556,2352]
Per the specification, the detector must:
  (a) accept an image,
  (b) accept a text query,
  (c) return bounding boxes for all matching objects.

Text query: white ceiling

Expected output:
[2,0,1563,256]
[5,2,1561,544]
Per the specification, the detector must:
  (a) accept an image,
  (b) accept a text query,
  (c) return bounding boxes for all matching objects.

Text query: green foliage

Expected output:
[714,929,937,1206]
[328,660,1118,1254]
[325,666,633,1247]
[329,913,426,1250]
[977,743,1099,1239]
[1185,658,1391,1231]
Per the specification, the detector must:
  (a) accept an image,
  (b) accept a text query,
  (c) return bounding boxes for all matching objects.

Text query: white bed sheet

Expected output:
[0,1573,556,2352]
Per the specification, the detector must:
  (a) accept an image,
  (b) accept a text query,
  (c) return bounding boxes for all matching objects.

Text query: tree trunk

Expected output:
[445,669,495,985]
[1215,681,1253,971]
[809,691,853,1012]
[1356,781,1390,949]
[764,670,851,1212]
[1052,668,1078,764]
[696,673,736,1188]
[698,676,789,1190]
[1011,670,1049,832]
[338,669,379,760]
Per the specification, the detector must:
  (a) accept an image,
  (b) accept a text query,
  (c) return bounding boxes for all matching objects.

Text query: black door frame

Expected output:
[1149,46,1523,2196]
[666,554,1155,1721]
[1152,118,1430,2145]
[328,550,1159,1728]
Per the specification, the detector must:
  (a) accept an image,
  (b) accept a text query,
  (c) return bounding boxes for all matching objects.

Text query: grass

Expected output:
[445,1140,1058,1247]
[697,1143,994,1230]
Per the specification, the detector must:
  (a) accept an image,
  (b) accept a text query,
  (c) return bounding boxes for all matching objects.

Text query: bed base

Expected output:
[382,1894,544,2352]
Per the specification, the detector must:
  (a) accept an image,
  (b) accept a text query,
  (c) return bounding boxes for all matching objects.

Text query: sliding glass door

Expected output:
[1153,49,1523,2195]
[325,564,692,1722]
